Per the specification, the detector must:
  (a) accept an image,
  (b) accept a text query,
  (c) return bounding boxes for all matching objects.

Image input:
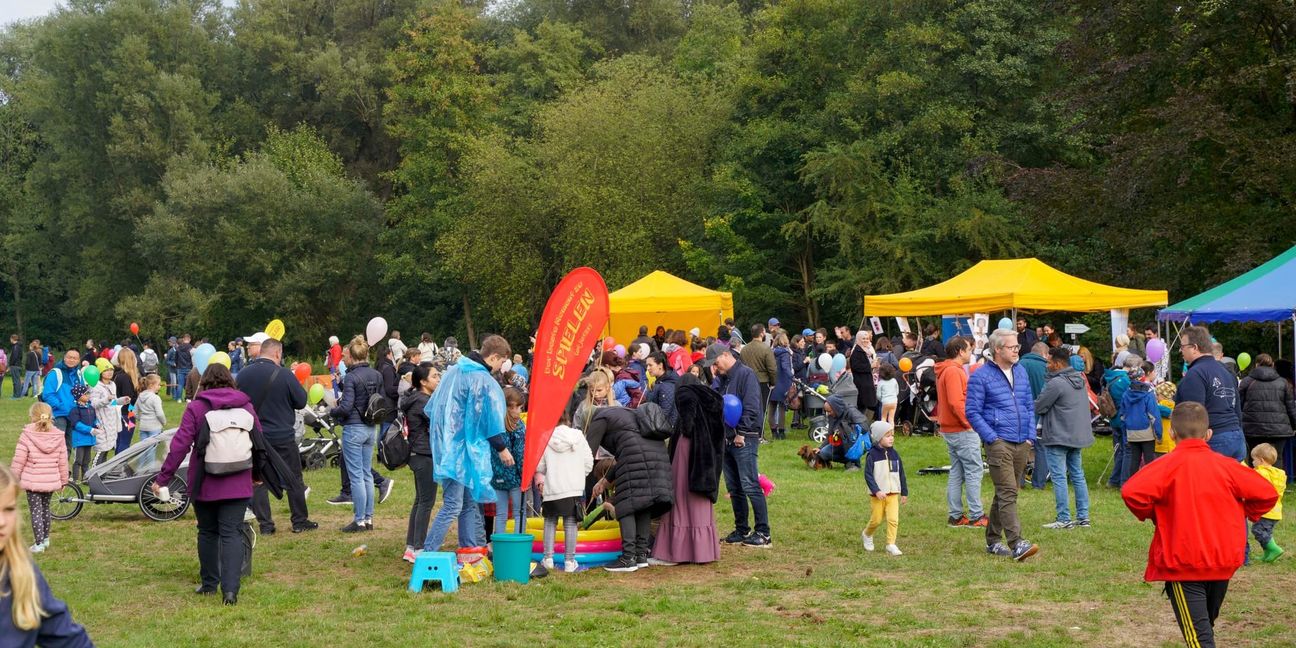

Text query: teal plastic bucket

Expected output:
[491,532,535,584]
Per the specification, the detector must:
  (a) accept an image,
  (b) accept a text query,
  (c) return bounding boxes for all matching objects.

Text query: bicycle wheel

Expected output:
[50,482,84,521]
[140,474,190,521]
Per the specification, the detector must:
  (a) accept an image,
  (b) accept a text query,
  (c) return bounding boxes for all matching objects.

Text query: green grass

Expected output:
[1,382,1293,647]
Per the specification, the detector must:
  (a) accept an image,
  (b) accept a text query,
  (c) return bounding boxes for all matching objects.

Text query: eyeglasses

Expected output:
[1180,343,1196,350]
[1004,345,1021,351]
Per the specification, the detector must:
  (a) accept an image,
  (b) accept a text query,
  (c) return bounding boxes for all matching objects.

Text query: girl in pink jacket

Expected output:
[11,402,68,553]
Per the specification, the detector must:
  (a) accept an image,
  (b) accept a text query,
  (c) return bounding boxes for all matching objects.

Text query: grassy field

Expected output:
[1,382,1293,647]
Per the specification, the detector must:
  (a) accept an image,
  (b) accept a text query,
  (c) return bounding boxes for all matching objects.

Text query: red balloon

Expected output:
[602,337,616,351]
[129,322,139,335]
[293,363,311,382]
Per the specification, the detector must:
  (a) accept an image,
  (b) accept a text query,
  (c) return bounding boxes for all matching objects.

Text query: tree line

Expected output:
[0,0,1292,353]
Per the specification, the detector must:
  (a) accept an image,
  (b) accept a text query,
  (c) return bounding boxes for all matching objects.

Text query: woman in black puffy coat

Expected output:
[1240,353,1296,468]
[584,407,673,572]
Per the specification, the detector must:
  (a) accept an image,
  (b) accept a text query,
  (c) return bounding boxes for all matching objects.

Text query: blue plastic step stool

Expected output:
[409,551,459,593]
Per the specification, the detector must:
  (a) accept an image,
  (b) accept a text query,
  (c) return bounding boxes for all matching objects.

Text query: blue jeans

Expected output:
[1108,426,1126,487]
[494,487,525,538]
[9,367,23,397]
[22,371,39,398]
[423,479,485,551]
[1045,446,1090,522]
[1208,429,1247,462]
[722,438,769,536]
[341,424,376,523]
[943,430,984,520]
[174,370,187,401]
[1030,437,1050,489]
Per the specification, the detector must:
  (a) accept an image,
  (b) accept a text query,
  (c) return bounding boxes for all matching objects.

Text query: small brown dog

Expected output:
[798,444,830,470]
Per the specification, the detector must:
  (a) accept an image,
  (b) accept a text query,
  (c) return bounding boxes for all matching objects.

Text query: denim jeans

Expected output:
[722,438,769,536]
[423,479,485,551]
[494,487,525,538]
[9,367,23,397]
[1030,438,1050,489]
[942,431,984,520]
[22,371,39,398]
[1108,426,1126,487]
[1208,429,1247,462]
[174,370,187,401]
[168,370,177,399]
[1045,445,1090,523]
[341,424,376,523]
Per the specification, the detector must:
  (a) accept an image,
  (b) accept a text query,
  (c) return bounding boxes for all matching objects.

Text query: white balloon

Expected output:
[501,359,513,373]
[818,353,833,372]
[365,317,388,347]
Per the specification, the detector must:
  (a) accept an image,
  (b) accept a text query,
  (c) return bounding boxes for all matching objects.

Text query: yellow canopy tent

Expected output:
[605,271,734,345]
[863,258,1167,315]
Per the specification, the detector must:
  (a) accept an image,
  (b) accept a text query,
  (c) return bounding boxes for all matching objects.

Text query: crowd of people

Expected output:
[0,313,1290,647]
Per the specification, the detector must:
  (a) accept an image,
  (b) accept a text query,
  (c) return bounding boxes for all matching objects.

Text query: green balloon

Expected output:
[308,383,325,405]
[82,366,100,388]
[1238,352,1252,372]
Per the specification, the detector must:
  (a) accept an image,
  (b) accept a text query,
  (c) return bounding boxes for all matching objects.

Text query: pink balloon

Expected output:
[1146,339,1166,363]
[365,317,388,347]
[613,344,626,359]
[758,474,776,497]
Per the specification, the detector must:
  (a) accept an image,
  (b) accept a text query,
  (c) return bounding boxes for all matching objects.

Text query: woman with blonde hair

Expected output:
[0,463,92,643]
[112,348,141,453]
[329,336,383,533]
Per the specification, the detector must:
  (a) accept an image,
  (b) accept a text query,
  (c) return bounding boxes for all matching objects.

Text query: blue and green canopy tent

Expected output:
[1158,245,1296,324]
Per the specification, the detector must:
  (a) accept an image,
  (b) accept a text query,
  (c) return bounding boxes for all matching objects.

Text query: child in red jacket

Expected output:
[1121,402,1278,648]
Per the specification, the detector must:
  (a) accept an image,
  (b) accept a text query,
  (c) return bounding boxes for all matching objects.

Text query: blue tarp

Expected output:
[1158,245,1296,324]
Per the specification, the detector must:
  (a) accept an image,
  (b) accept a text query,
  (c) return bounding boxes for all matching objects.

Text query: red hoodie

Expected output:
[1122,438,1278,582]
[935,359,971,432]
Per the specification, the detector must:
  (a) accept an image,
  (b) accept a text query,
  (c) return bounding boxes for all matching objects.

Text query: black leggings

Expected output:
[406,454,438,548]
[1166,580,1228,648]
[618,510,651,560]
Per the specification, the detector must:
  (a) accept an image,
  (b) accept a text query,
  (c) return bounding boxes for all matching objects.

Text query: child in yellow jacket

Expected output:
[1251,443,1286,562]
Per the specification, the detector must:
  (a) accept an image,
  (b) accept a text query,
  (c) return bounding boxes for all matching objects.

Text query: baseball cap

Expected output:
[245,332,270,344]
[768,317,780,326]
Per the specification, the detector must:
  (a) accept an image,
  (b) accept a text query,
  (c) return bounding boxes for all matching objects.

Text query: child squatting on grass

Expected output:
[1121,402,1278,648]
[0,463,93,645]
[862,421,907,556]
[1250,443,1286,563]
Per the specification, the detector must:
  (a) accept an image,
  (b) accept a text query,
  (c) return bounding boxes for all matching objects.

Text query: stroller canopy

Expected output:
[863,259,1167,316]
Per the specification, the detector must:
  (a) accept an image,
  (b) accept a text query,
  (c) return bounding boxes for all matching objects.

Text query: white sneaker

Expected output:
[885,544,903,556]
[542,557,555,570]
[564,560,578,573]
[304,486,311,500]
[647,557,678,567]
[861,530,875,552]
[30,542,44,553]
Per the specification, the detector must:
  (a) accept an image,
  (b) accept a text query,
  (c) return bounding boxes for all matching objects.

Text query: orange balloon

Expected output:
[602,337,616,351]
[293,363,311,382]
[899,357,913,372]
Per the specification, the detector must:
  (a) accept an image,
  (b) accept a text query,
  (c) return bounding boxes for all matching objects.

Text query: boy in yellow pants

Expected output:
[862,421,907,556]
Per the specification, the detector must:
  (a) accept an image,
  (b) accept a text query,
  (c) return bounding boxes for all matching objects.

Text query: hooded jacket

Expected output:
[135,389,167,432]
[771,346,794,399]
[67,403,97,449]
[11,423,68,492]
[966,362,1036,445]
[89,380,121,451]
[1103,367,1132,430]
[0,564,92,648]
[157,387,262,502]
[1122,438,1278,582]
[584,407,674,518]
[535,424,593,501]
[1121,381,1163,441]
[671,384,725,501]
[425,354,508,504]
[1239,365,1296,439]
[41,363,81,418]
[826,394,867,449]
[1018,352,1048,399]
[399,389,432,456]
[1035,367,1095,449]
[935,359,972,432]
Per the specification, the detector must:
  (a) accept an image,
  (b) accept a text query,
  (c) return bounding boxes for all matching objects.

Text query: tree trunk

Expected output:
[11,272,22,341]
[796,238,818,328]
[462,292,477,350]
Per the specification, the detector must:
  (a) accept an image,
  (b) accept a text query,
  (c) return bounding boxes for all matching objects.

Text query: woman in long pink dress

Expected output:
[651,378,725,564]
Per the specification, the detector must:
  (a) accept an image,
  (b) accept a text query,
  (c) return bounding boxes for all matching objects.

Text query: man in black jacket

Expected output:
[711,349,772,548]
[9,334,23,398]
[239,338,317,535]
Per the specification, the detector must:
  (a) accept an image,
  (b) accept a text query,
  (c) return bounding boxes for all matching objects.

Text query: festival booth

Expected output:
[604,271,734,344]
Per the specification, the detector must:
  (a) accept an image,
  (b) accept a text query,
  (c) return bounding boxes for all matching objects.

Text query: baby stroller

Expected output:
[901,358,939,436]
[51,429,191,522]
[299,406,341,471]
[792,379,830,444]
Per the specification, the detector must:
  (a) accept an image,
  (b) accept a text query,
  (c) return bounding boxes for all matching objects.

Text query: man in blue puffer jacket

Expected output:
[966,329,1039,562]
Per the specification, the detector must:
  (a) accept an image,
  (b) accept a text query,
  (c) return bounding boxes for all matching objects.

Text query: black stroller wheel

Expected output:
[140,474,190,521]
[50,482,84,521]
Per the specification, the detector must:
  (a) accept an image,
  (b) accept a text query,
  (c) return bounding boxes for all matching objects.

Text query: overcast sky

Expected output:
[1,0,63,27]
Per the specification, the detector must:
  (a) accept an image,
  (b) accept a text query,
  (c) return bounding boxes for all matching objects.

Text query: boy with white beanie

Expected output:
[862,420,908,556]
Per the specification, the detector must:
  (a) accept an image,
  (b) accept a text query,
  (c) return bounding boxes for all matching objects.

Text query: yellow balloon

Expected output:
[265,319,285,341]
[210,351,232,369]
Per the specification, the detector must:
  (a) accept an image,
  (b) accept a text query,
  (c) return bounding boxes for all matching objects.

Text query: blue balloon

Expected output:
[998,317,1013,331]
[722,394,742,428]
[831,353,847,374]
[192,343,217,375]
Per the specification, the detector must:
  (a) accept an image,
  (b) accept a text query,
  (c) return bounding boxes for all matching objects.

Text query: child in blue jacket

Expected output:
[67,385,99,482]
[1120,363,1163,483]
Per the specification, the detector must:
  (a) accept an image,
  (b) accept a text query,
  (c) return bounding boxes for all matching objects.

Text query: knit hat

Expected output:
[1069,355,1086,372]
[72,384,89,400]
[870,420,893,445]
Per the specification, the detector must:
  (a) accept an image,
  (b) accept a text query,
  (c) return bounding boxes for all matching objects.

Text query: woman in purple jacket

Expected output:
[154,364,262,606]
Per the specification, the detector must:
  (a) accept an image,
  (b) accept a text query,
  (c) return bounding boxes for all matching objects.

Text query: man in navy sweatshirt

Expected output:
[711,349,771,548]
[1175,325,1244,461]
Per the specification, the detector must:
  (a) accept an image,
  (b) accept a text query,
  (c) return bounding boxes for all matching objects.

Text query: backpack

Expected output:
[363,391,396,425]
[1098,388,1118,419]
[377,415,411,470]
[201,407,255,475]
